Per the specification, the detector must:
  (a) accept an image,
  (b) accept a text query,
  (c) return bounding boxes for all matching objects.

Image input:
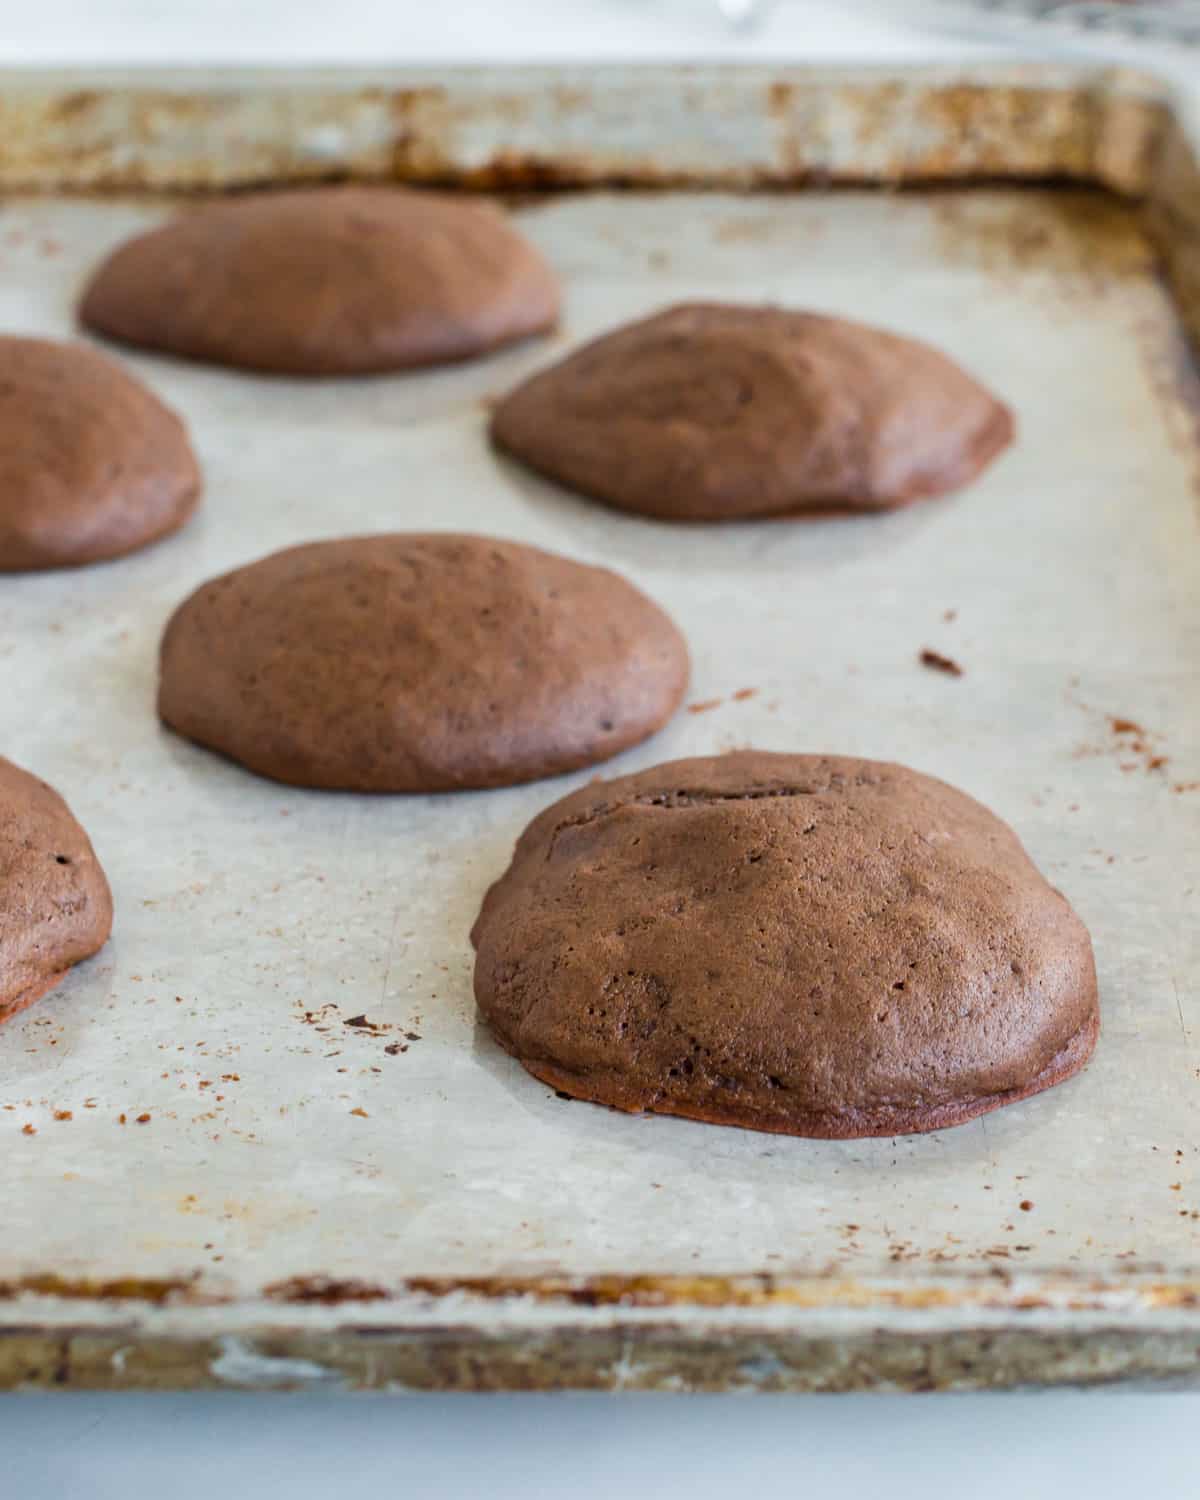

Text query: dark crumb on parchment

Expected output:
[136,1113,151,1124]
[21,1123,35,1136]
[919,648,963,677]
[1020,1200,1034,1211]
[53,1110,72,1122]
[344,1013,390,1034]
[384,1042,407,1056]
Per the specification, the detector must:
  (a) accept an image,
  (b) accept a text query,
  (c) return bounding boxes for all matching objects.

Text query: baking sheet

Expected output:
[3,178,1198,1298]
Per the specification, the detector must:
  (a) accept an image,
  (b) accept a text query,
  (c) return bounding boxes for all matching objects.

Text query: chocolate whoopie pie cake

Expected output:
[80,187,560,375]
[0,336,200,571]
[0,757,113,1026]
[491,303,1013,521]
[472,752,1098,1138]
[158,534,689,791]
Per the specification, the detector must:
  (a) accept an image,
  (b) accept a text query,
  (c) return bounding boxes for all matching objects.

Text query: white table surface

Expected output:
[1,3,1198,1496]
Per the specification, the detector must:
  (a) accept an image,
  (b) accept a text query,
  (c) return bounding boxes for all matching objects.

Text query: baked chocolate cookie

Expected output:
[159,534,689,791]
[472,752,1098,1137]
[1,758,113,1026]
[80,187,560,375]
[490,303,1013,521]
[0,337,200,572]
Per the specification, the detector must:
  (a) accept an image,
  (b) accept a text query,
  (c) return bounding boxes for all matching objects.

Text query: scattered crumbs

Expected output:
[136,1113,151,1124]
[943,608,958,623]
[1020,1200,1034,1211]
[1073,698,1172,778]
[117,1113,128,1125]
[1106,716,1170,775]
[732,687,758,702]
[350,1107,369,1119]
[175,996,185,1004]
[21,1123,35,1136]
[222,1073,240,1082]
[53,1110,73,1122]
[1173,781,1200,795]
[384,1042,407,1056]
[84,1098,97,1109]
[1170,1182,1182,1191]
[687,698,723,714]
[919,648,963,677]
[404,1031,421,1043]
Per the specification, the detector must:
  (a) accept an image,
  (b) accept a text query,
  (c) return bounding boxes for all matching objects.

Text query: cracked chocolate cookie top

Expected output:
[490,303,1013,521]
[158,533,689,792]
[80,187,560,375]
[1,757,113,1026]
[472,751,1098,1137]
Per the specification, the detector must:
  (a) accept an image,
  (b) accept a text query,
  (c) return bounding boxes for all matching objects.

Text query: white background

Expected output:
[1,3,1198,1496]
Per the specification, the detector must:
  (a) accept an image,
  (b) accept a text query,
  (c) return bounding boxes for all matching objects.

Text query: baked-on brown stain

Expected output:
[0,336,200,571]
[0,758,113,1026]
[491,303,1013,521]
[158,534,689,792]
[472,752,1098,1138]
[80,186,560,375]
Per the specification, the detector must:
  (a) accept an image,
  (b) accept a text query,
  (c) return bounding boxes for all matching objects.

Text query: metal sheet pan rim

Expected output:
[2,60,1199,1390]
